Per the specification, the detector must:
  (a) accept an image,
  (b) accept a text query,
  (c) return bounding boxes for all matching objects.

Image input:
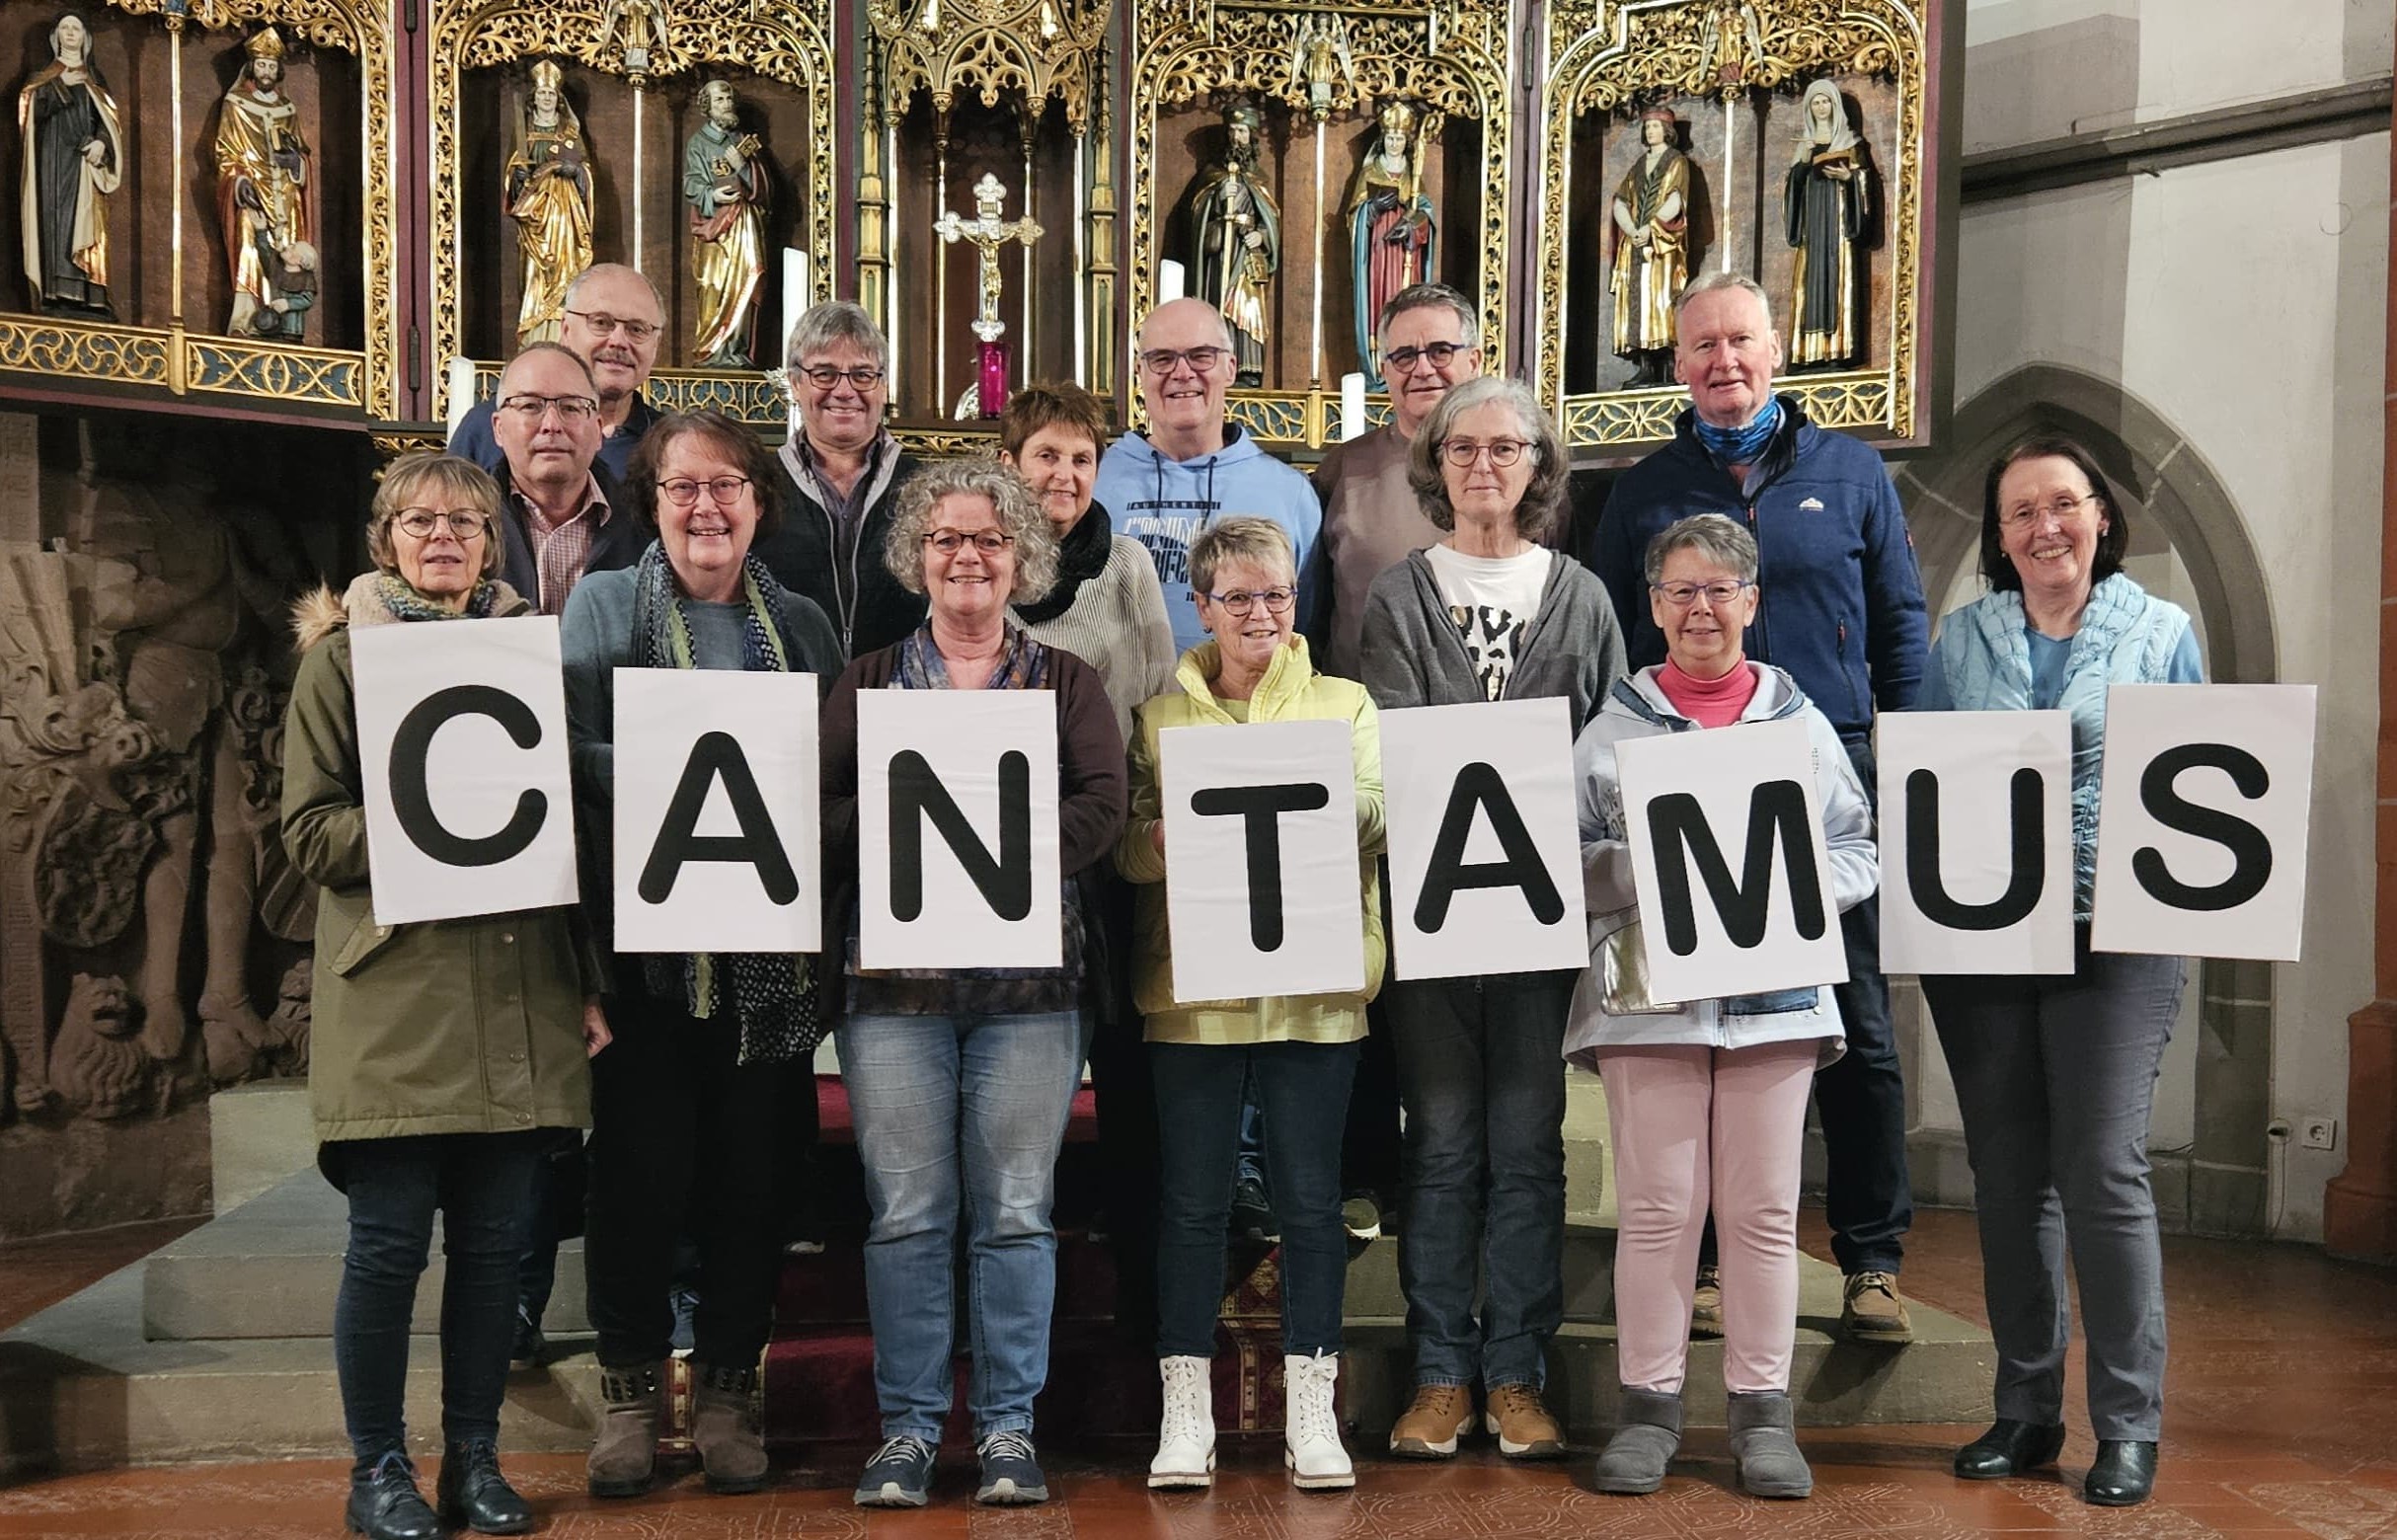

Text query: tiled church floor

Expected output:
[6,1206,2397,1536]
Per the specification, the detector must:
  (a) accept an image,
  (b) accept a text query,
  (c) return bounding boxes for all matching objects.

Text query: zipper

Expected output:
[1743,500,1768,662]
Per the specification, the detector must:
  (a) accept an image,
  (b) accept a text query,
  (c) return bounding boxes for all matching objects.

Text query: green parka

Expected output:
[281,575,595,1149]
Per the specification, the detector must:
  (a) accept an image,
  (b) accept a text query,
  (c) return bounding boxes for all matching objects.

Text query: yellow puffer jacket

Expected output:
[1116,637,1386,1043]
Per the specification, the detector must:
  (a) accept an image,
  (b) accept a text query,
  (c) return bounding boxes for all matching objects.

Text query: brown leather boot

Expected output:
[586,1362,664,1499]
[691,1361,770,1495]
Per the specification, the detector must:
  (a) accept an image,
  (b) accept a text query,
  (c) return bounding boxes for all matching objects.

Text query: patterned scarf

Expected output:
[1691,394,1784,469]
[629,541,818,1065]
[376,571,499,622]
[892,621,1049,692]
[1012,501,1115,627]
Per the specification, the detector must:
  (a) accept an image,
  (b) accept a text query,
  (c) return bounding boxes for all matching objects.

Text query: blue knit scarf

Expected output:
[1692,395,1784,468]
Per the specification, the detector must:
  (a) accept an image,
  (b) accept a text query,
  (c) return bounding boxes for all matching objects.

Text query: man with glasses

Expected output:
[1312,283,1484,679]
[449,263,666,481]
[1585,270,1928,1348]
[751,299,922,658]
[488,341,641,616]
[1094,296,1322,655]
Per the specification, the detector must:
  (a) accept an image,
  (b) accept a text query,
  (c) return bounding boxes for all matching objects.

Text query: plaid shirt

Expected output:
[514,475,612,616]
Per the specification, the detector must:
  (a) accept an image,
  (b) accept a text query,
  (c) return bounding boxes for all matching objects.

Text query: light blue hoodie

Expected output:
[1093,423,1326,654]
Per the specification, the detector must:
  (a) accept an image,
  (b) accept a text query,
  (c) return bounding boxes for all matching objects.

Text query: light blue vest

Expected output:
[1929,575,2193,916]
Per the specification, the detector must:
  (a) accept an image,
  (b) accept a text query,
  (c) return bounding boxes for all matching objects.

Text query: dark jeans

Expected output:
[1342,994,1403,1200]
[1153,1039,1358,1358]
[514,1130,581,1333]
[1388,971,1576,1389]
[332,1131,545,1475]
[1087,1004,1161,1338]
[1923,939,2181,1440]
[583,989,814,1369]
[1703,736,1913,1276]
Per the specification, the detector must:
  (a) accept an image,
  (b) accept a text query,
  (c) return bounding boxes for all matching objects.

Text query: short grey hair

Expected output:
[1406,376,1569,541]
[1188,515,1295,596]
[1134,302,1235,354]
[1644,512,1758,584]
[883,456,1059,605]
[564,262,665,321]
[1377,282,1479,347]
[1673,269,1775,326]
[786,300,890,372]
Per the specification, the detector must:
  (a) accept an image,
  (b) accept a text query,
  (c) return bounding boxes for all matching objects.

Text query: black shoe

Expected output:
[2084,1439,2156,1506]
[346,1451,441,1540]
[1953,1419,2066,1480]
[436,1440,533,1535]
[508,1312,545,1369]
[1230,1176,1279,1242]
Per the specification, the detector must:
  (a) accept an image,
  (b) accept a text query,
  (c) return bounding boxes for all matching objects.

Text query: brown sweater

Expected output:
[1311,424,1444,679]
[819,631,1128,1019]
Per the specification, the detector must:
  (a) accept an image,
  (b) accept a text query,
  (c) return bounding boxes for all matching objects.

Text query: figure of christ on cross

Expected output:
[935,172,1044,343]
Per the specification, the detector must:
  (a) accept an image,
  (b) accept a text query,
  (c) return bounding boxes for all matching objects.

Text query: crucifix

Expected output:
[934,172,1044,417]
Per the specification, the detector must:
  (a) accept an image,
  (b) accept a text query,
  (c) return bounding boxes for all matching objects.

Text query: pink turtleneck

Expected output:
[1657,657,1760,729]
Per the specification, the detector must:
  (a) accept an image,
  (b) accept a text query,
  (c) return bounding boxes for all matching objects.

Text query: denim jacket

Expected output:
[1563,663,1876,1068]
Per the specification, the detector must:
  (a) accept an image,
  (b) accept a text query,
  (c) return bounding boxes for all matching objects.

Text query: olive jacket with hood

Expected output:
[1565,662,1875,1068]
[282,574,597,1154]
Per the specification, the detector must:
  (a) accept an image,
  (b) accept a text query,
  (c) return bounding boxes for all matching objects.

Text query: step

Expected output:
[207,1081,316,1216]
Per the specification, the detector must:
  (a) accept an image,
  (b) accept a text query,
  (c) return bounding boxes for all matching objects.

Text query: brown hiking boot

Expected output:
[587,1361,664,1498]
[692,1361,771,1495]
[1841,1270,1914,1344]
[1388,1383,1473,1458]
[1484,1383,1567,1460]
[1691,1263,1725,1340]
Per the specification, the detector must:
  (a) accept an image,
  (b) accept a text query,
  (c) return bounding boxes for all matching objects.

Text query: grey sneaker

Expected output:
[853,1435,936,1507]
[974,1429,1049,1504]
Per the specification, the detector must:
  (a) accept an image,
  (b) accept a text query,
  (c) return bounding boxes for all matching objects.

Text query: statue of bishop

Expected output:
[213,27,315,340]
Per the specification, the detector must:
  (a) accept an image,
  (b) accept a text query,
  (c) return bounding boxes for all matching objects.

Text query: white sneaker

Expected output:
[1283,1351,1354,1490]
[1149,1355,1216,1489]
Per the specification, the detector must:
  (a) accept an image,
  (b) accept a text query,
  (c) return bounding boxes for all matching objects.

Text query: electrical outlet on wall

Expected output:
[2300,1116,2339,1151]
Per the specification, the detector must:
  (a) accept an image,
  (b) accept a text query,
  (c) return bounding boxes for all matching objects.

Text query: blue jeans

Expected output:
[838,1009,1083,1442]
[330,1132,544,1475]
[1152,1039,1358,1358]
[1388,971,1576,1390]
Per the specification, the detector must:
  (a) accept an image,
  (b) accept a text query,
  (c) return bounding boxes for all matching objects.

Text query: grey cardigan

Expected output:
[1356,548,1629,735]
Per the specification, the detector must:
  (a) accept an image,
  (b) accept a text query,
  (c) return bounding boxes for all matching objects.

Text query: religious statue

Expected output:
[934,172,1043,416]
[595,0,664,72]
[212,28,316,342]
[684,79,770,368]
[1609,108,1691,385]
[1699,1,1767,93]
[1344,98,1437,388]
[16,12,123,319]
[505,60,592,346]
[1784,79,1874,368]
[1183,98,1279,387]
[1283,15,1355,121]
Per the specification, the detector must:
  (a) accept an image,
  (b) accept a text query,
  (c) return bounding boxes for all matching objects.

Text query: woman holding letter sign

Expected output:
[820,459,1126,1509]
[1355,375,1625,1461]
[560,412,843,1502]
[1913,437,2201,1507]
[1121,516,1385,1493]
[283,453,607,1540]
[1570,513,1875,1501]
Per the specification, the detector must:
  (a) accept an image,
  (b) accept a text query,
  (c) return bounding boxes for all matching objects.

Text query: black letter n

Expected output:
[889,749,1033,922]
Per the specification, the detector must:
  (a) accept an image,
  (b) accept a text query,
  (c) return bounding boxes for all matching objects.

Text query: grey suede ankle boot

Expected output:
[1727,1390,1813,1499]
[1593,1387,1683,1495]
[692,1361,770,1495]
[586,1362,665,1499]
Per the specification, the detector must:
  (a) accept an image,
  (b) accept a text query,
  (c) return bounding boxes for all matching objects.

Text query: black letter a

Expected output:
[889,749,1033,922]
[1645,782,1827,957]
[637,732,800,905]
[1414,762,1566,932]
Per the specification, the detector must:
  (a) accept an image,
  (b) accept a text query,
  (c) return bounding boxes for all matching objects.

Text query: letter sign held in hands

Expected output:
[1877,711,2073,975]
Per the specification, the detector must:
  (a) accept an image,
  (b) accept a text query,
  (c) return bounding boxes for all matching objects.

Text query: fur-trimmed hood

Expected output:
[290,572,530,652]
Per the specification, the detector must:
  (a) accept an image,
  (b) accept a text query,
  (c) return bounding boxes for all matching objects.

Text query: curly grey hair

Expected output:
[1643,511,1758,584]
[1406,375,1569,541]
[883,456,1059,606]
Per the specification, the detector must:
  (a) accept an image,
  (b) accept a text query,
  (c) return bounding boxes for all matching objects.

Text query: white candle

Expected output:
[1157,259,1186,304]
[1341,372,1367,441]
[443,356,476,441]
[783,248,811,346]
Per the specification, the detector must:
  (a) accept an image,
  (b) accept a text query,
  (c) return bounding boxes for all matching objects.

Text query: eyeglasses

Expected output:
[564,308,660,344]
[1440,437,1534,468]
[1203,586,1296,617]
[923,528,1013,555]
[498,393,599,423]
[394,507,492,540]
[1651,579,1752,607]
[1383,341,1477,374]
[793,362,887,390]
[1998,493,2096,530]
[1137,346,1230,376]
[657,475,752,507]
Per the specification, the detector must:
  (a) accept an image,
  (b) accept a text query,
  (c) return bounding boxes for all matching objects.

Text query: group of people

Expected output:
[291,259,2199,1538]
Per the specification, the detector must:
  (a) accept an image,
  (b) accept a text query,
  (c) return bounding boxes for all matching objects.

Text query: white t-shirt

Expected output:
[1424,543,1553,700]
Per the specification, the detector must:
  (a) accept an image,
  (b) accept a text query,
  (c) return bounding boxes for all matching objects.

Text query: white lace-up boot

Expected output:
[1149,1355,1216,1489]
[1283,1351,1354,1490]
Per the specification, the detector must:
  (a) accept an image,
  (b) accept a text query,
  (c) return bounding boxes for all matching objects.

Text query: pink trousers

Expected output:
[1596,1040,1821,1394]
